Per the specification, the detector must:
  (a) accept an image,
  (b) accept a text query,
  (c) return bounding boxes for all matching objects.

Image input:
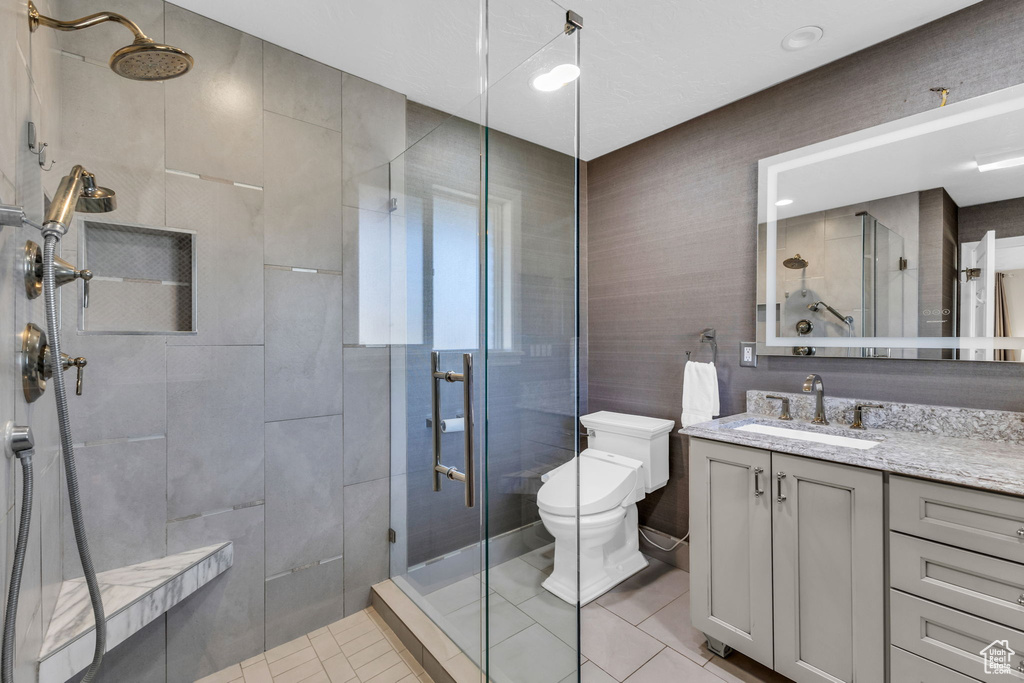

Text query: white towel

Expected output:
[681,361,720,427]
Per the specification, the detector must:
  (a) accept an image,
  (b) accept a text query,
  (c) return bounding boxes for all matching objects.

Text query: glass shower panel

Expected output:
[483,20,581,683]
[386,3,582,680]
[387,98,488,670]
[861,214,906,356]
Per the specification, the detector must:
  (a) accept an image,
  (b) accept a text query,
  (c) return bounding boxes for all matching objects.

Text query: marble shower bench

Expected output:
[38,542,233,683]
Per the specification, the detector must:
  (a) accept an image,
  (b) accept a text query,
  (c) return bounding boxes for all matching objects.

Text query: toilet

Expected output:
[537,411,675,605]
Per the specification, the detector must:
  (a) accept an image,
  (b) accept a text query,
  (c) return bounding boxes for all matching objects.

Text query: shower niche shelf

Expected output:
[78,220,197,334]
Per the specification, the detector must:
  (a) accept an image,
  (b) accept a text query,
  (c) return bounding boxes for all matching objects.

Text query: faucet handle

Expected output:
[765,395,792,421]
[851,404,883,430]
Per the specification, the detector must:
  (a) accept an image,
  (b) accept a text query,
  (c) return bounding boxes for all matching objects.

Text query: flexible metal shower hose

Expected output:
[1,452,32,683]
[42,234,106,682]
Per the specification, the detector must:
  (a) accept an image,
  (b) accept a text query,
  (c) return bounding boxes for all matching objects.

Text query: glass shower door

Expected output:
[385,4,582,681]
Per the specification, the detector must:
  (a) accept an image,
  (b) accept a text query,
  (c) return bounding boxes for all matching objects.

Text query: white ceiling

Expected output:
[167,0,981,160]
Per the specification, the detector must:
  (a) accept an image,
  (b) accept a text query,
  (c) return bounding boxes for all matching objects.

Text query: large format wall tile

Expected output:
[63,320,167,443]
[343,477,389,615]
[166,346,264,519]
[58,56,165,226]
[264,559,345,649]
[342,346,390,485]
[264,268,344,421]
[263,112,343,270]
[263,42,342,131]
[165,4,263,185]
[165,173,265,346]
[166,506,265,683]
[62,437,167,579]
[342,73,406,214]
[265,414,344,576]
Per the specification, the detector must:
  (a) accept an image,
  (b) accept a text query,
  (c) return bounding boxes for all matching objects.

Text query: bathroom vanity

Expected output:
[685,391,1024,683]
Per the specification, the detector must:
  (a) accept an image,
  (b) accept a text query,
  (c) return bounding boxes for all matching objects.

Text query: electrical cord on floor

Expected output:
[639,527,689,552]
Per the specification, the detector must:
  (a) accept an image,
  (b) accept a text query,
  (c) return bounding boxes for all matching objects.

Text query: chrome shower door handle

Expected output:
[462,353,474,509]
[431,352,443,493]
[429,351,475,508]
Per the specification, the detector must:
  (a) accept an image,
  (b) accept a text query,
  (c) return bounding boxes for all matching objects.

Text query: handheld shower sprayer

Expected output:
[28,1,194,81]
[0,165,116,683]
[807,300,854,326]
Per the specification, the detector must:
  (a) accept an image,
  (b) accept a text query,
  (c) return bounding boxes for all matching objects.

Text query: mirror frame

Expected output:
[757,82,1024,357]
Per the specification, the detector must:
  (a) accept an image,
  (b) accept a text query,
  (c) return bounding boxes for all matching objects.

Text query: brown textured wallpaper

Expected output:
[586,0,1024,538]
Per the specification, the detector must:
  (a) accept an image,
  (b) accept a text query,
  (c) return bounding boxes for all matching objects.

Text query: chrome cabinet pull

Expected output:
[1017,594,1024,606]
[1017,527,1024,537]
[753,467,764,497]
[430,352,475,508]
[776,472,787,502]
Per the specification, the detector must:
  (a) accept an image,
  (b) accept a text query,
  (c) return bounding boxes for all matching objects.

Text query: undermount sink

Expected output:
[733,423,881,450]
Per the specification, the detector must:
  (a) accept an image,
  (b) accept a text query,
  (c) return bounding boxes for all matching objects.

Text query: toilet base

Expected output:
[542,550,648,606]
[539,504,650,606]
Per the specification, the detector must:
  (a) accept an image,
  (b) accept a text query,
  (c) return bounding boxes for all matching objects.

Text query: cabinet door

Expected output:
[772,453,884,683]
[689,438,773,668]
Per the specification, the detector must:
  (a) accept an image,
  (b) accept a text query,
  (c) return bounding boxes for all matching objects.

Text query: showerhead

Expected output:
[43,166,116,236]
[784,254,809,269]
[110,39,194,81]
[28,1,193,81]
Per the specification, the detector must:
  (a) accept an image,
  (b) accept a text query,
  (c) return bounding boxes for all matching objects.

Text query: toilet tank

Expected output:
[580,411,675,492]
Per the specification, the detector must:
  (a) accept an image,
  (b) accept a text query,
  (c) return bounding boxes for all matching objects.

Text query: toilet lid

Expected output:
[538,450,639,516]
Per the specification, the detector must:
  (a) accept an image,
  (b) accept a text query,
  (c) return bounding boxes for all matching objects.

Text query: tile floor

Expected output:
[195,608,432,683]
[200,545,791,683]
[421,545,791,683]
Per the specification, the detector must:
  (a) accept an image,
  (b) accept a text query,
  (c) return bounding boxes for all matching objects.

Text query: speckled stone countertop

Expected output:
[681,392,1024,498]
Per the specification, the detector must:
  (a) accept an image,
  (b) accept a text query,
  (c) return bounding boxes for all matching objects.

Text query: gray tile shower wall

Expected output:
[0,1,411,679]
[587,0,1024,540]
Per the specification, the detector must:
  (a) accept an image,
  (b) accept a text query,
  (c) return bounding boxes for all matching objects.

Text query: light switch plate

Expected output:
[740,341,757,367]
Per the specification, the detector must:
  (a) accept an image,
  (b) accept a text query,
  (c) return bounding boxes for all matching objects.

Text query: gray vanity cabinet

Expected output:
[689,439,885,683]
[689,439,774,668]
[771,452,884,683]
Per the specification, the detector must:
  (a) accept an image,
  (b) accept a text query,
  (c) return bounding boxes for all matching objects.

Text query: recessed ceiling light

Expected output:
[775,199,794,207]
[781,26,823,51]
[975,149,1024,172]
[531,64,580,92]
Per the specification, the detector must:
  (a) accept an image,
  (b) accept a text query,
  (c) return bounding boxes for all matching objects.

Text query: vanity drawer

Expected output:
[890,646,980,683]
[891,590,1024,680]
[890,532,1024,630]
[890,476,1024,564]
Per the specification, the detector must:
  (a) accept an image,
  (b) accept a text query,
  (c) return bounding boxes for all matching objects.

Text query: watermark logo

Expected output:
[981,640,1015,675]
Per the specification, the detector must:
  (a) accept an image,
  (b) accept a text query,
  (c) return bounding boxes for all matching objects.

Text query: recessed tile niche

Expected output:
[81,221,197,334]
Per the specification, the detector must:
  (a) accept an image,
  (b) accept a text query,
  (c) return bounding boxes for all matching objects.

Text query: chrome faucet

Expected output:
[803,374,828,425]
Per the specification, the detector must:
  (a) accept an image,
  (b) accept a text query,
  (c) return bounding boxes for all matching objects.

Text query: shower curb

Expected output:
[371,580,483,683]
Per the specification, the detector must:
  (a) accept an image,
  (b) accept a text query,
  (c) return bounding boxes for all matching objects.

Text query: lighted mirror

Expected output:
[757,83,1024,361]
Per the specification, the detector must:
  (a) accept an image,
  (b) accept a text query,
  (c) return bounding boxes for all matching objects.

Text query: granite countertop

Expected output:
[683,412,1024,498]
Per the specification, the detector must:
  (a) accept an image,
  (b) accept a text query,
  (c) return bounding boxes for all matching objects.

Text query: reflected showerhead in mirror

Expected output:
[28,1,193,81]
[784,254,808,269]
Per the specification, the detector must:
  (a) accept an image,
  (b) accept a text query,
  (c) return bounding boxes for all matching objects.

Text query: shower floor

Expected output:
[408,543,789,683]
[195,608,430,683]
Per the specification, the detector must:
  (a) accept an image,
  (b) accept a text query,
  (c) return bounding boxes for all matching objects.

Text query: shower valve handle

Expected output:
[54,353,87,395]
[63,355,87,395]
[79,269,92,308]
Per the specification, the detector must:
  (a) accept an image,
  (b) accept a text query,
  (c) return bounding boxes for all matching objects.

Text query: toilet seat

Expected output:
[537,449,642,516]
